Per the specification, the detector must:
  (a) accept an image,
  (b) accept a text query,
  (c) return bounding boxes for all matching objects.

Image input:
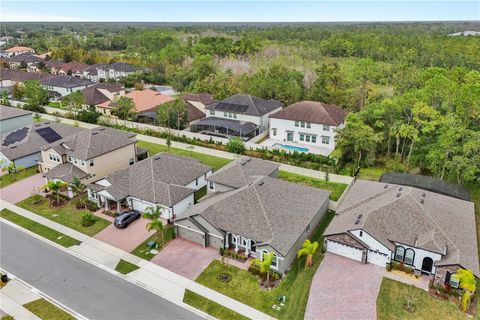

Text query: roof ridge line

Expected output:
[252,180,275,244]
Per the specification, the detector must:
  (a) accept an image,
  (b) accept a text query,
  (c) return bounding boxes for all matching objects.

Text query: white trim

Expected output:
[174,223,205,235]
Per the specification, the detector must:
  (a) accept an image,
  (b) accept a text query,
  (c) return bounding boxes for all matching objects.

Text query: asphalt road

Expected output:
[0,222,203,320]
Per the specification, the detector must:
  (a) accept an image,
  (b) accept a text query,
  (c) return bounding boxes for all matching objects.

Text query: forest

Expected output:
[3,21,480,185]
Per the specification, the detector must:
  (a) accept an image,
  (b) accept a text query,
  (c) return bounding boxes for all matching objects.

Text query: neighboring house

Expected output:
[448,30,480,36]
[175,161,330,273]
[3,46,35,58]
[96,62,135,81]
[324,179,479,287]
[0,69,54,89]
[0,105,33,135]
[81,83,125,106]
[41,75,94,97]
[40,127,141,188]
[7,53,44,71]
[53,61,88,76]
[97,89,174,116]
[183,92,215,126]
[269,101,347,153]
[191,94,283,140]
[0,121,82,169]
[87,153,212,218]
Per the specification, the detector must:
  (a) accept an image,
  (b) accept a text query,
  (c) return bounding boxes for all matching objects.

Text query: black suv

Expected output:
[114,209,141,229]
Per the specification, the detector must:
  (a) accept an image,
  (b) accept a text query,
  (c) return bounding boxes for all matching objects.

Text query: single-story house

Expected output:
[324,179,479,287]
[0,105,33,135]
[175,175,331,273]
[87,153,213,219]
[96,89,174,116]
[183,92,215,125]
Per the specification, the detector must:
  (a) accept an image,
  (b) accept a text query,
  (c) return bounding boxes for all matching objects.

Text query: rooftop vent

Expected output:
[399,187,403,191]
[92,132,98,135]
[357,214,363,219]
[258,181,264,186]
[384,184,389,188]
[422,192,426,197]
[420,198,425,204]
[396,193,401,197]
[99,128,105,131]
[355,219,361,225]
[153,156,161,161]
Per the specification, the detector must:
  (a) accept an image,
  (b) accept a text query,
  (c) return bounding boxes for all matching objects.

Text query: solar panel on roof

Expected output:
[35,127,62,143]
[2,127,29,146]
[215,102,249,113]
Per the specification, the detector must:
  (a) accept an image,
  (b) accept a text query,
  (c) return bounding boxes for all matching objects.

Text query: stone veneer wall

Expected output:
[433,265,461,287]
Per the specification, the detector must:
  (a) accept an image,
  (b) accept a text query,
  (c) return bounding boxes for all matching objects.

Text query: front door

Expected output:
[421,257,433,274]
[287,132,293,141]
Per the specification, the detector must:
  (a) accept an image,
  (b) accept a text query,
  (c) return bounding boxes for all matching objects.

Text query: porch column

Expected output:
[234,236,239,253]
[116,201,121,213]
[245,239,250,256]
[224,233,229,249]
[104,198,109,211]
[67,186,74,199]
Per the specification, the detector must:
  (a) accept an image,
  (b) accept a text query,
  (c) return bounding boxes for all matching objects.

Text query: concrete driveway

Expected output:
[151,238,218,280]
[305,253,384,320]
[94,217,154,252]
[0,173,45,204]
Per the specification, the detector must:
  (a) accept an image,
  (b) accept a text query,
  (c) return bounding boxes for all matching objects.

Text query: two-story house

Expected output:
[268,100,347,155]
[96,62,135,81]
[7,53,45,71]
[191,94,283,140]
[41,75,94,97]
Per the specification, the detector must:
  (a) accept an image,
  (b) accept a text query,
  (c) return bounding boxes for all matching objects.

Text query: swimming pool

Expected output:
[272,143,309,153]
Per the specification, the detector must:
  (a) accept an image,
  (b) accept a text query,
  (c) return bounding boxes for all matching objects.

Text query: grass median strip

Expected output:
[183,290,249,320]
[23,298,75,320]
[115,259,139,274]
[0,209,81,247]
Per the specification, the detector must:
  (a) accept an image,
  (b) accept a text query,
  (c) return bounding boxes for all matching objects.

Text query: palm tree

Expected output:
[143,206,164,246]
[297,239,319,269]
[250,252,275,287]
[70,177,86,207]
[44,180,67,205]
[2,161,25,182]
[456,269,476,312]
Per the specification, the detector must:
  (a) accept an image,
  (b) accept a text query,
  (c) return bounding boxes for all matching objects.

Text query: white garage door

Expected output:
[326,240,364,262]
[130,198,154,213]
[367,250,389,267]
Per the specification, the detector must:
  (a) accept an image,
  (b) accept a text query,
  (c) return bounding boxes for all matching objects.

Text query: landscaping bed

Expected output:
[0,167,38,188]
[23,298,75,320]
[194,210,335,320]
[16,195,110,236]
[130,224,175,260]
[183,289,249,320]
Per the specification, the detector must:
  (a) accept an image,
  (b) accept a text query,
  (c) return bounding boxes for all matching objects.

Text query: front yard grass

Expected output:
[16,195,110,237]
[137,141,231,171]
[0,167,38,188]
[195,210,335,320]
[130,224,175,260]
[115,259,139,274]
[183,289,249,320]
[0,209,81,247]
[377,278,468,320]
[23,298,75,320]
[278,170,347,201]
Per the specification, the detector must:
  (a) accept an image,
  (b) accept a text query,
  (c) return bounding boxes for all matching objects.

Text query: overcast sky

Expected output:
[1,1,479,22]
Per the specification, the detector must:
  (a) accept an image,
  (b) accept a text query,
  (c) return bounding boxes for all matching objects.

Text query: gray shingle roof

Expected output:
[0,105,32,121]
[179,176,330,256]
[325,179,479,277]
[8,53,44,63]
[206,94,283,117]
[44,162,88,183]
[270,100,347,126]
[41,75,93,88]
[95,153,212,206]
[1,121,84,160]
[207,156,279,189]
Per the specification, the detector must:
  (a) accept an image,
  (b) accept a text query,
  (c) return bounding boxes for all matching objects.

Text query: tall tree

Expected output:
[111,96,135,124]
[23,80,48,112]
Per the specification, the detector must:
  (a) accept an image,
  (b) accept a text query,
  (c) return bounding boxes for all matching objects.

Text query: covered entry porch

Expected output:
[224,231,257,257]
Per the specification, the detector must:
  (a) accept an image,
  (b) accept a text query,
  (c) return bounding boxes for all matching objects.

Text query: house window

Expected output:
[404,248,415,265]
[233,113,237,119]
[449,274,460,288]
[299,133,305,141]
[311,135,317,143]
[208,181,215,191]
[300,121,305,128]
[272,128,277,136]
[323,124,331,131]
[294,121,299,127]
[306,122,311,129]
[68,156,72,162]
[195,178,199,186]
[271,253,278,268]
[224,111,228,117]
[305,135,311,142]
[129,158,134,165]
[321,136,330,144]
[359,230,363,237]
[209,110,215,115]
[394,246,405,261]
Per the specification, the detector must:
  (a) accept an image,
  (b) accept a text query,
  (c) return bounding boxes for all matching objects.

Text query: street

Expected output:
[0,222,203,320]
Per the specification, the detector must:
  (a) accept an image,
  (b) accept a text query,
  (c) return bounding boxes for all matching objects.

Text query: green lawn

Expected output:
[17,195,110,236]
[278,170,347,201]
[194,186,207,203]
[115,259,139,274]
[48,102,62,109]
[183,290,249,320]
[131,224,175,260]
[23,299,75,320]
[0,167,38,188]
[0,209,81,247]
[377,278,468,320]
[137,141,231,171]
[358,165,386,181]
[1,315,14,320]
[195,210,335,320]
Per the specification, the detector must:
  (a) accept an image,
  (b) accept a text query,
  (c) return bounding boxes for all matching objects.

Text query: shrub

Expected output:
[85,200,100,211]
[81,212,98,227]
[225,137,246,154]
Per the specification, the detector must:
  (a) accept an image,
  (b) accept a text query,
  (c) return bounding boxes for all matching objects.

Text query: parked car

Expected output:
[114,209,141,228]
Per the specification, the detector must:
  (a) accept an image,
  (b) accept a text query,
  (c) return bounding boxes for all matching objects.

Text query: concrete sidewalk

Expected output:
[0,200,275,320]
[1,281,41,320]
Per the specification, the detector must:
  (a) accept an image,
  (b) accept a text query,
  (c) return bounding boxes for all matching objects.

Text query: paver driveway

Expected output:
[305,253,384,320]
[94,217,154,252]
[0,173,45,203]
[151,238,218,280]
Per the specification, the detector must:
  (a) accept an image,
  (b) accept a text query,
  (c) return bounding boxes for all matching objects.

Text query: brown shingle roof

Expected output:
[183,93,215,106]
[270,100,347,126]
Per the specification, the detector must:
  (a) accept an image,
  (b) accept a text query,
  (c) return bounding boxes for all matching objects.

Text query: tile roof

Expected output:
[270,100,347,126]
[98,89,174,113]
[179,176,330,255]
[206,94,283,117]
[207,156,279,189]
[44,162,88,183]
[0,105,32,121]
[325,179,479,277]
[5,46,34,53]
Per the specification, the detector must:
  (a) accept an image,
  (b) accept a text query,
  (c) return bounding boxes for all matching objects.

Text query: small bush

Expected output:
[81,212,97,227]
[225,137,246,154]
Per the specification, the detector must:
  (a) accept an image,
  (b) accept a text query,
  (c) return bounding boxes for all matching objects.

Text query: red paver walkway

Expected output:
[151,238,219,280]
[94,217,154,252]
[0,173,45,203]
[305,253,384,320]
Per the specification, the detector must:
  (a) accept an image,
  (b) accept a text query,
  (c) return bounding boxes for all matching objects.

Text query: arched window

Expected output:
[261,250,268,261]
[404,249,415,265]
[395,246,405,261]
[271,253,278,268]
